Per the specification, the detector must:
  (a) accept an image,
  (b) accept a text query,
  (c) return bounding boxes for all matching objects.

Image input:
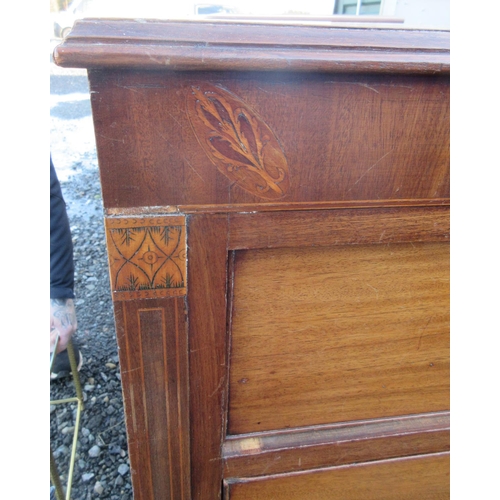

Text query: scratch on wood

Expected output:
[158,130,206,182]
[256,87,290,99]
[354,82,380,94]
[417,316,433,350]
[166,111,184,129]
[384,84,415,90]
[121,366,140,374]
[145,52,170,66]
[210,376,225,397]
[261,455,282,475]
[326,81,414,92]
[348,149,394,191]
[130,404,138,433]
[227,178,241,200]
[334,448,348,465]
[99,134,125,143]
[189,346,210,353]
[113,84,142,94]
[184,157,206,182]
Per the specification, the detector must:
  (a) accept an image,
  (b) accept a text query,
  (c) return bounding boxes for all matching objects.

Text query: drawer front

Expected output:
[225,453,450,500]
[228,241,449,434]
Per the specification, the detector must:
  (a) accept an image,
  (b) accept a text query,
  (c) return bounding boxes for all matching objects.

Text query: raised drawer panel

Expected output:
[228,242,449,434]
[224,453,450,500]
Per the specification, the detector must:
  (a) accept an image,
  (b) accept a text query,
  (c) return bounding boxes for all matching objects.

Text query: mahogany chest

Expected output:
[55,19,450,499]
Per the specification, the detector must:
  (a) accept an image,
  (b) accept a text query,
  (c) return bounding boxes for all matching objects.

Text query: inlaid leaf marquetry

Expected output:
[187,84,290,200]
[105,216,186,300]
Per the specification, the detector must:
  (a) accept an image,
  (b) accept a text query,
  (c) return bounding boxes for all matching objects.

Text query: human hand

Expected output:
[50,298,77,353]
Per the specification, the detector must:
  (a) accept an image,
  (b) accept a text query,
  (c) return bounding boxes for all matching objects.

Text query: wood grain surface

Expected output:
[224,452,450,499]
[228,206,449,249]
[87,70,449,210]
[54,20,449,74]
[223,412,449,478]
[186,214,229,499]
[113,297,191,499]
[105,199,449,216]
[228,242,449,434]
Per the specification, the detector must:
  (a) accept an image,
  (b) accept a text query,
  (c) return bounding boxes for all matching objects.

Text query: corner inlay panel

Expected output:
[105,216,186,300]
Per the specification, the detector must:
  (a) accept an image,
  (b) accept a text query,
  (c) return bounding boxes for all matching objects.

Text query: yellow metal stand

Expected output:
[50,337,84,500]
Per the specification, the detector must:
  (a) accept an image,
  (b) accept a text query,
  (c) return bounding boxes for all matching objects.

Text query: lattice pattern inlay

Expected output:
[105,216,186,300]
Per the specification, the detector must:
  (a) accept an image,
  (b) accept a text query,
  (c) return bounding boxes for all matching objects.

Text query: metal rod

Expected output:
[66,400,83,500]
[67,339,84,407]
[50,334,60,373]
[50,447,65,500]
[50,337,85,500]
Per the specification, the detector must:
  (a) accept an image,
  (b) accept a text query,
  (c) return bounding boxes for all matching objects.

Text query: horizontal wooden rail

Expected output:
[227,206,450,250]
[223,412,449,478]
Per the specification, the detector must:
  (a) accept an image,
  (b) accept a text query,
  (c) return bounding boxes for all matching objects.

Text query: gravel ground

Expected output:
[50,156,133,499]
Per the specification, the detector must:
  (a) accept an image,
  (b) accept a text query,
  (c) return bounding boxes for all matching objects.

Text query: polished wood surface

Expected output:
[54,19,449,73]
[186,215,230,499]
[224,452,450,499]
[223,412,449,478]
[227,206,449,250]
[55,19,450,500]
[113,297,191,499]
[106,198,449,216]
[80,70,449,210]
[229,242,449,434]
